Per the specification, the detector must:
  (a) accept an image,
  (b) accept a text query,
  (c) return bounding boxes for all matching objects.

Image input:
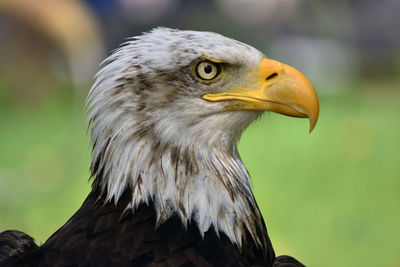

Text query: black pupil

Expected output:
[204,64,213,74]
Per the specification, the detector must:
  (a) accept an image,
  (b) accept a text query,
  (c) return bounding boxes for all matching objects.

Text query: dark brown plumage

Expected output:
[1,189,306,266]
[1,189,276,267]
[0,230,38,263]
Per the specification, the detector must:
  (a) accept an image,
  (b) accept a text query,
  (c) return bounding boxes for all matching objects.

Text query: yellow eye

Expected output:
[194,61,222,82]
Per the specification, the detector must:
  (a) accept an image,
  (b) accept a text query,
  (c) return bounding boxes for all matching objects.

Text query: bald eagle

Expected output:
[0,28,318,266]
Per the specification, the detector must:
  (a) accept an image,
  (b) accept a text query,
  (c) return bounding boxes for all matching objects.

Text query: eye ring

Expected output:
[193,60,222,82]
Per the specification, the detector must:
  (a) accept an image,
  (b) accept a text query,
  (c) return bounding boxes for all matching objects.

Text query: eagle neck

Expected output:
[90,133,269,251]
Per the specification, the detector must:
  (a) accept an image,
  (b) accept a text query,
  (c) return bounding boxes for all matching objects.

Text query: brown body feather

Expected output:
[1,188,275,266]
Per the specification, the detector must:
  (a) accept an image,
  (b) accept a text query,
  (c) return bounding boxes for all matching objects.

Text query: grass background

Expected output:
[0,79,399,267]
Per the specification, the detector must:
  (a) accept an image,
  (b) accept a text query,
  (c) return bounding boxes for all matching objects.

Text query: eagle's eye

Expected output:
[194,61,222,83]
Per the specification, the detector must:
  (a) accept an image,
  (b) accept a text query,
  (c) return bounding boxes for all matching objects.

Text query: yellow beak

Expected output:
[202,58,319,132]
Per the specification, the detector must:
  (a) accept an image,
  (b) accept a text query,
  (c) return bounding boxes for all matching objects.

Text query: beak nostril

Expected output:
[266,73,278,81]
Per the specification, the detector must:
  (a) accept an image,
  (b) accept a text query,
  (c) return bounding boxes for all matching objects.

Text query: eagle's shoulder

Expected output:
[6,189,273,266]
[0,230,38,264]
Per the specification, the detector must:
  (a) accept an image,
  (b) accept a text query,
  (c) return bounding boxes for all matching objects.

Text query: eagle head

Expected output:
[87,28,319,248]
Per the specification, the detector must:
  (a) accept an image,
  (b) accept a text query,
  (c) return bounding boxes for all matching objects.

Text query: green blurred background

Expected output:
[0,0,399,266]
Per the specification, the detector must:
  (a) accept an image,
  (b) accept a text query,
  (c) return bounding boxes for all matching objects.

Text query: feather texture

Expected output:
[87,28,267,248]
[2,190,275,266]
